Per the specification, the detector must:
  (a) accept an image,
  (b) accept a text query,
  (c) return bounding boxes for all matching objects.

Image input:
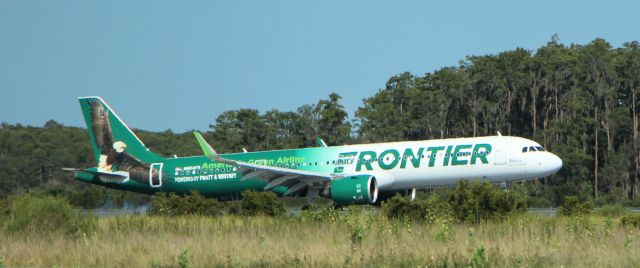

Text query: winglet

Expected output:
[193,131,218,159]
[316,137,328,147]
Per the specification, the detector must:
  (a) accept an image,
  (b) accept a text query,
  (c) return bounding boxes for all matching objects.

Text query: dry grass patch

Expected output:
[1,213,639,267]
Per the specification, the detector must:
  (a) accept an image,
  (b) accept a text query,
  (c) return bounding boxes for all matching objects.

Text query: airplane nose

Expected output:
[549,153,563,173]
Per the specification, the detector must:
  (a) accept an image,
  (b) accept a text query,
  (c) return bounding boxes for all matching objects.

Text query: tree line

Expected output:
[1,36,639,206]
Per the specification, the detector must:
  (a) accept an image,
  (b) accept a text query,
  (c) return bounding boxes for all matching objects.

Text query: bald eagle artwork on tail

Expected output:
[86,99,159,185]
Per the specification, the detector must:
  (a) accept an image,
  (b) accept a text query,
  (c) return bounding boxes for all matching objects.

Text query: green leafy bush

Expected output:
[178,248,191,268]
[69,187,108,208]
[558,196,593,216]
[526,196,552,208]
[594,204,630,217]
[469,245,488,268]
[148,190,284,217]
[36,186,107,209]
[0,197,10,225]
[3,194,95,236]
[240,190,285,216]
[381,194,451,223]
[448,180,526,223]
[148,191,225,216]
[300,205,339,223]
[620,214,640,228]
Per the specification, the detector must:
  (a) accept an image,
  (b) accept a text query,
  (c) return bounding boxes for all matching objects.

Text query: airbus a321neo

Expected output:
[65,97,562,205]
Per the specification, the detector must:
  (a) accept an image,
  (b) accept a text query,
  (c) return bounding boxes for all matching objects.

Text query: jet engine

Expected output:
[327,175,378,206]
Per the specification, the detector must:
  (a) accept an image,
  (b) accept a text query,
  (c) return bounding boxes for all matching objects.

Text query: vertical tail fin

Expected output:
[78,97,162,166]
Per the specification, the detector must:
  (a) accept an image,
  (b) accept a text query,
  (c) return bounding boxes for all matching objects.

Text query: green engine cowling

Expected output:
[330,175,378,206]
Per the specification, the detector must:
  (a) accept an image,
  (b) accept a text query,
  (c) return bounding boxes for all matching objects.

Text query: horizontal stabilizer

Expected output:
[62,168,130,183]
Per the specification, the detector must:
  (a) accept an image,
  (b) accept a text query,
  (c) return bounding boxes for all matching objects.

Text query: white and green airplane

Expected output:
[66,97,562,205]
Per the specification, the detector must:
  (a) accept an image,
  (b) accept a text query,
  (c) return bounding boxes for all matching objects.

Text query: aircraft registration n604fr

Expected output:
[64,97,562,206]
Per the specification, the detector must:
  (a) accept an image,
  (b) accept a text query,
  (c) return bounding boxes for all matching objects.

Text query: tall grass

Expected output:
[1,212,639,267]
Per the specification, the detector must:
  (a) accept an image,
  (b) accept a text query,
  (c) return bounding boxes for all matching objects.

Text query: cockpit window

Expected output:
[522,145,547,153]
[522,146,545,153]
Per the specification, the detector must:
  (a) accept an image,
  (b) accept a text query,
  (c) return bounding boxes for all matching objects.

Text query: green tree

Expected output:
[314,92,352,145]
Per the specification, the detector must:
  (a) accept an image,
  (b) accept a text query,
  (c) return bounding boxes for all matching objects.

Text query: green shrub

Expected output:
[69,187,108,208]
[381,194,450,223]
[469,245,487,268]
[240,190,285,216]
[620,214,640,228]
[594,204,630,217]
[178,248,191,268]
[148,191,225,216]
[526,196,552,208]
[448,180,526,223]
[620,198,640,207]
[226,200,243,215]
[558,196,593,216]
[3,194,95,236]
[300,205,339,223]
[148,191,284,217]
[0,197,10,218]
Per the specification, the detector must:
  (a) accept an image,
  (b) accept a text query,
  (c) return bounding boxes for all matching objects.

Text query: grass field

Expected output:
[1,211,639,267]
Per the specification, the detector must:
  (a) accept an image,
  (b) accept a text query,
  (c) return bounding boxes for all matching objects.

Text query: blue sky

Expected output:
[1,1,639,132]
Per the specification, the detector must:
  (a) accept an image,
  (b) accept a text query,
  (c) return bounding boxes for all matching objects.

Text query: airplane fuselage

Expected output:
[72,97,562,204]
[77,135,562,199]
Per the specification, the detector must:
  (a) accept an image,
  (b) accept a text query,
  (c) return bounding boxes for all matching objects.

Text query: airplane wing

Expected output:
[194,132,339,196]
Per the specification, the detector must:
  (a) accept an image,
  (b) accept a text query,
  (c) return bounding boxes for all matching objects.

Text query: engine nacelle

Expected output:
[329,175,378,206]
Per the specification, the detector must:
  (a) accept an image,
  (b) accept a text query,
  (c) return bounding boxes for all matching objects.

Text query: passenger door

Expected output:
[493,141,507,165]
